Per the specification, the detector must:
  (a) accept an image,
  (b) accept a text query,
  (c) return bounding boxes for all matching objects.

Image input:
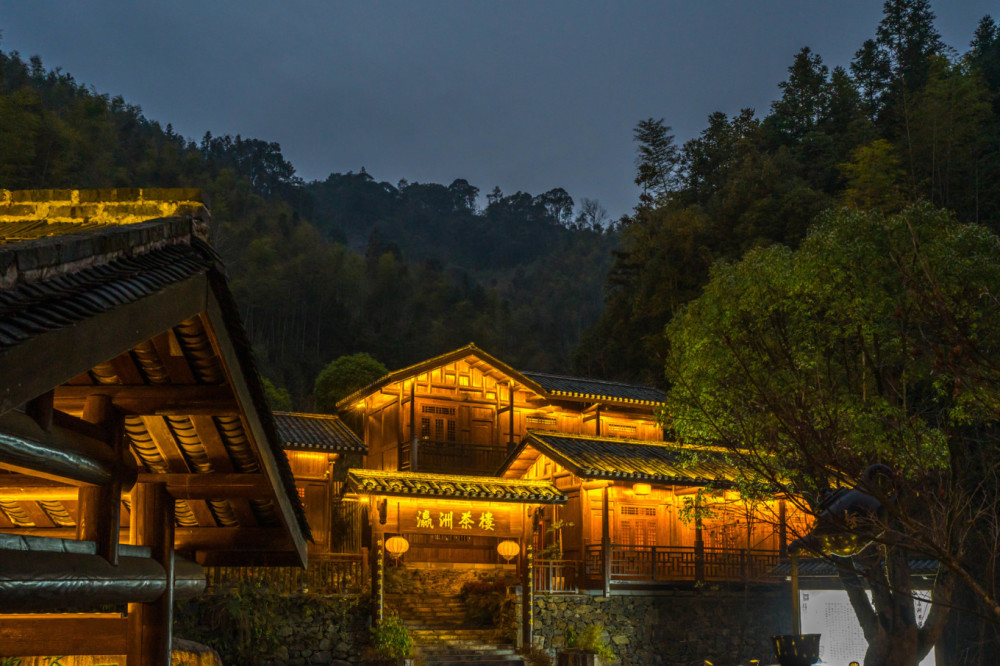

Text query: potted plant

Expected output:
[366,610,414,665]
[557,625,615,665]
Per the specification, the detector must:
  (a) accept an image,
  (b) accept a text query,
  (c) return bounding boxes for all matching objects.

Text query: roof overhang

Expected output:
[346,469,566,505]
[336,343,548,410]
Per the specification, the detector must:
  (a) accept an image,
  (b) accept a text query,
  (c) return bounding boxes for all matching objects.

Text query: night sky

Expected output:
[1,1,994,218]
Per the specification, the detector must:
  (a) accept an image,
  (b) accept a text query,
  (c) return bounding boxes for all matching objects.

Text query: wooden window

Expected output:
[618,505,657,546]
[421,417,431,438]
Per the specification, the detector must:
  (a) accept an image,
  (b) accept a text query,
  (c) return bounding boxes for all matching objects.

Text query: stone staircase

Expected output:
[386,593,523,666]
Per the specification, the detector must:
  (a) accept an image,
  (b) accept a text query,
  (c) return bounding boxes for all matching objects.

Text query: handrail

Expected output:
[583,544,781,583]
[534,559,579,594]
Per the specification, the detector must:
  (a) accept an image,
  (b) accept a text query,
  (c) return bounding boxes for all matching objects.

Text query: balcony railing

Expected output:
[399,439,508,475]
[583,544,781,584]
[534,559,579,594]
[205,553,365,595]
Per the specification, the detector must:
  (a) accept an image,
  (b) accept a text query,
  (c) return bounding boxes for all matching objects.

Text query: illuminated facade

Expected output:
[334,344,805,590]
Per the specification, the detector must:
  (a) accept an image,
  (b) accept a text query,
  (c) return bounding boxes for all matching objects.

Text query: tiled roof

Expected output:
[502,432,737,486]
[346,469,566,504]
[0,239,212,351]
[519,371,666,404]
[771,557,938,578]
[0,190,311,550]
[273,412,366,453]
[336,343,547,409]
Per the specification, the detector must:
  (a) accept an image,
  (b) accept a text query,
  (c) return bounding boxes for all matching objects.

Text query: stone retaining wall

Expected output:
[530,587,791,666]
[175,593,370,666]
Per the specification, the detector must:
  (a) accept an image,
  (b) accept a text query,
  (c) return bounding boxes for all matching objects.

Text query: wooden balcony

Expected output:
[580,544,781,588]
[399,439,508,475]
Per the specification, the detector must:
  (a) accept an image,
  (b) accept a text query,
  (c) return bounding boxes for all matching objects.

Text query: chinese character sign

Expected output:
[401,505,508,536]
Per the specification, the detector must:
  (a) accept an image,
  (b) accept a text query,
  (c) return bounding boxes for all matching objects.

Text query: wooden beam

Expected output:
[0,410,133,487]
[176,526,292,552]
[0,525,290,553]
[190,415,258,526]
[151,331,197,384]
[0,273,210,416]
[203,296,308,567]
[54,385,238,416]
[0,473,269,502]
[0,614,127,655]
[140,417,217,527]
[137,472,271,499]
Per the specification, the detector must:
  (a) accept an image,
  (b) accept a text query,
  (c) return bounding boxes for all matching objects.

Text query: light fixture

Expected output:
[633,482,652,496]
[497,540,520,562]
[385,536,410,563]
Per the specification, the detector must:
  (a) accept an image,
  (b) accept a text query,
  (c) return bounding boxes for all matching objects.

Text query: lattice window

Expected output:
[527,415,557,425]
[446,420,456,442]
[607,423,637,435]
[420,417,431,438]
[618,505,657,546]
[422,405,456,416]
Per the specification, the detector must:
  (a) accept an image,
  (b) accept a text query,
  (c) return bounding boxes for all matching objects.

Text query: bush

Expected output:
[369,610,412,660]
[565,624,615,662]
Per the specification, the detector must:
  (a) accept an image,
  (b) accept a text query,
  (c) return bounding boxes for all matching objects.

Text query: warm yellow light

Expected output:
[633,483,652,496]
[497,540,520,562]
[385,536,410,559]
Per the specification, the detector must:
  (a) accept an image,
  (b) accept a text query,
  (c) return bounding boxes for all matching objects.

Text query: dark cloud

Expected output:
[2,1,993,217]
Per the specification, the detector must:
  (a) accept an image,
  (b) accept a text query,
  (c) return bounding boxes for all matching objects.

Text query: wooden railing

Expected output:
[583,544,781,584]
[535,559,579,594]
[399,439,507,475]
[205,553,365,595]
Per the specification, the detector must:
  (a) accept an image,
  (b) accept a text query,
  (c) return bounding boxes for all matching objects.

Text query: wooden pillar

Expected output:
[778,500,788,558]
[601,485,611,597]
[595,405,601,437]
[508,382,514,453]
[694,495,705,584]
[76,395,122,565]
[409,381,418,472]
[521,544,534,649]
[127,482,175,666]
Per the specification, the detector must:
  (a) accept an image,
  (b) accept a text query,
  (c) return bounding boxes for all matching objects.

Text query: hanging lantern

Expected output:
[633,482,652,496]
[497,540,520,562]
[385,536,410,561]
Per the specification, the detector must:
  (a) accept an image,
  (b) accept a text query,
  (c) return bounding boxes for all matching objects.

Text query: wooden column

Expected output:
[778,499,788,558]
[601,485,611,597]
[127,482,175,666]
[595,405,601,437]
[694,495,705,584]
[76,395,122,565]
[409,381,418,472]
[508,382,514,453]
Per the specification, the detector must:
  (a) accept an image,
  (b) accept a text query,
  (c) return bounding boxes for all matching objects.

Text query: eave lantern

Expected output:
[497,540,520,563]
[385,536,410,562]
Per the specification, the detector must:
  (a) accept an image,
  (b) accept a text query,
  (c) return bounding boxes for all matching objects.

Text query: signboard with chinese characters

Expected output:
[398,504,513,537]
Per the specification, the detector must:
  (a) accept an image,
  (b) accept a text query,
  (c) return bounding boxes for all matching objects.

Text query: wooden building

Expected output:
[0,189,310,663]
[335,344,806,592]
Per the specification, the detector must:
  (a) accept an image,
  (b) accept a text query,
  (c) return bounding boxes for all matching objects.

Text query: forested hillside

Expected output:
[0,45,615,405]
[574,1,1000,385]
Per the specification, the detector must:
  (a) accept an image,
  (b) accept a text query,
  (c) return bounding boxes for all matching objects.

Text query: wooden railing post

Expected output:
[601,486,611,597]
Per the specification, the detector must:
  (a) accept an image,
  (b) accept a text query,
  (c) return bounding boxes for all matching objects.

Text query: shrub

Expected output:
[370,610,413,660]
[565,624,615,662]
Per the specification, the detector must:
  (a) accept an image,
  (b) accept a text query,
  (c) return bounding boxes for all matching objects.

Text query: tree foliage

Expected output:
[314,353,388,414]
[664,205,1000,665]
